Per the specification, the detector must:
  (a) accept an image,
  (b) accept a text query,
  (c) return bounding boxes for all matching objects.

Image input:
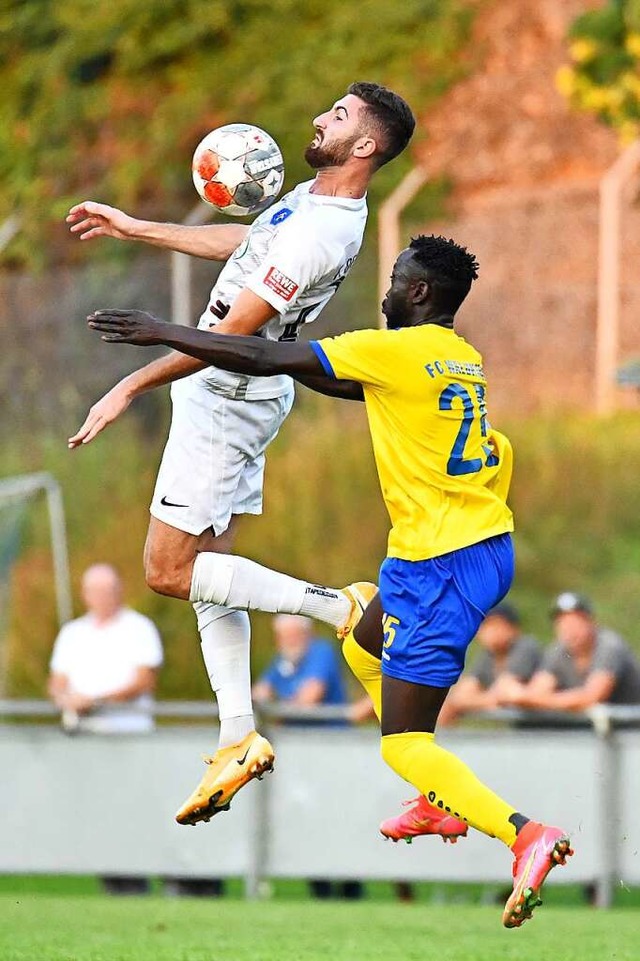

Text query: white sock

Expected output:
[193,601,255,749]
[190,553,351,628]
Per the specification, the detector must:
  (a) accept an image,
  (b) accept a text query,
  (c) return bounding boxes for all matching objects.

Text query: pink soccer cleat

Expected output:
[380,795,468,845]
[502,821,573,929]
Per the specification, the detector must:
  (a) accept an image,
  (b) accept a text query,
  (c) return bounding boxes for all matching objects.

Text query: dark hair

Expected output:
[486,602,520,626]
[347,81,415,168]
[408,234,479,312]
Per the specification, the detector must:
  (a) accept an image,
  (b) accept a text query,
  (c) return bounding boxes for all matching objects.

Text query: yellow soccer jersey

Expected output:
[310,324,514,561]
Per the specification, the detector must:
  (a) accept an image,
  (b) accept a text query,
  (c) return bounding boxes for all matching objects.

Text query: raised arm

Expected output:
[67,201,248,260]
[67,351,207,448]
[69,290,283,448]
[204,298,363,400]
[87,308,364,399]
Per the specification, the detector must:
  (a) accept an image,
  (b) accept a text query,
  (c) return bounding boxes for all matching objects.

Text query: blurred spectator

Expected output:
[47,562,163,896]
[163,877,224,898]
[254,615,361,900]
[48,563,163,735]
[501,592,640,711]
[253,614,347,724]
[349,694,378,723]
[438,602,541,725]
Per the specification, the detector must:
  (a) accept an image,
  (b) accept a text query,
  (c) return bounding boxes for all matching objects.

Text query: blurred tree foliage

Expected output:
[6,407,640,699]
[557,0,640,143]
[0,0,473,267]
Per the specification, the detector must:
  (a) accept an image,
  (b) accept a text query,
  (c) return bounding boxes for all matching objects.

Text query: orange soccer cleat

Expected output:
[175,731,274,826]
[380,795,469,845]
[502,821,573,928]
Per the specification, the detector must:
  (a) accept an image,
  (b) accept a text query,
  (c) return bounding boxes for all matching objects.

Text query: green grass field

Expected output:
[1,895,637,961]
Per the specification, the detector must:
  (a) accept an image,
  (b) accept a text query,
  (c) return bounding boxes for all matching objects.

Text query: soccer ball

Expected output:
[192,123,285,217]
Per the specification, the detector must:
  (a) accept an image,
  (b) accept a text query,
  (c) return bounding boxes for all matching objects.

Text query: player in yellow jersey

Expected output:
[87,235,572,928]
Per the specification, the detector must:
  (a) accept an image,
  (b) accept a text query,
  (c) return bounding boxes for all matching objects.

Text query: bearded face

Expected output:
[304,129,361,169]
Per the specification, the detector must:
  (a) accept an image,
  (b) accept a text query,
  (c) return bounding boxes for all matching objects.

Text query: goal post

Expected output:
[0,472,72,631]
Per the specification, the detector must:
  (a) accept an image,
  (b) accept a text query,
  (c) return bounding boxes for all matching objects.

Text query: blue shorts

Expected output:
[379,533,515,688]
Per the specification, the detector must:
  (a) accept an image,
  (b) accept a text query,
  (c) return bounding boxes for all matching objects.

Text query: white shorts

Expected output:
[150,377,295,536]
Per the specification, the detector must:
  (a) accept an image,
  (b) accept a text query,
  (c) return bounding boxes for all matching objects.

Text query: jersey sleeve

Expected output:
[468,651,493,688]
[131,615,164,669]
[310,328,392,388]
[508,636,543,682]
[244,213,341,313]
[49,625,73,674]
[259,659,281,688]
[591,631,627,679]
[539,643,566,680]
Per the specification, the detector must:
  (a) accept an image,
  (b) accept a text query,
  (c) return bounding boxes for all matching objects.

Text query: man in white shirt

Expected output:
[48,563,163,734]
[67,82,414,824]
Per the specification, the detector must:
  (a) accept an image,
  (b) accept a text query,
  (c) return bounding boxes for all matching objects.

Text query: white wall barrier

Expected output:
[2,704,639,906]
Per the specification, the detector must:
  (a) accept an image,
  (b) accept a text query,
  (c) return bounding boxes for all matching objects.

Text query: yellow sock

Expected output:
[342,633,382,721]
[381,731,519,846]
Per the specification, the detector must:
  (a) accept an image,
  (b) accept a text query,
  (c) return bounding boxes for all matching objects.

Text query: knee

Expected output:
[342,633,380,683]
[380,734,402,775]
[380,732,425,779]
[341,634,361,681]
[144,553,185,598]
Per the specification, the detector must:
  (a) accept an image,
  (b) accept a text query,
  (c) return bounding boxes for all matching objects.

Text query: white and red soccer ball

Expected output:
[192,123,284,217]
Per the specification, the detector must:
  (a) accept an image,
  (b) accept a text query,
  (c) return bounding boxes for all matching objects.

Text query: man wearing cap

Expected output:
[438,602,542,725]
[502,592,640,710]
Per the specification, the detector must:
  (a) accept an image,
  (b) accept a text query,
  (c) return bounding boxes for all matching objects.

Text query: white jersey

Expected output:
[193,179,368,400]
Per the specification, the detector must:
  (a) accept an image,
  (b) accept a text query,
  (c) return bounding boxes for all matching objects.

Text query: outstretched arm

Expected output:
[69,290,281,448]
[200,298,363,401]
[295,373,363,401]
[67,352,207,448]
[67,201,248,260]
[87,308,364,400]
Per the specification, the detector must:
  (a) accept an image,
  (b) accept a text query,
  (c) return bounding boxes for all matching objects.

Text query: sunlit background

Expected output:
[1,2,640,959]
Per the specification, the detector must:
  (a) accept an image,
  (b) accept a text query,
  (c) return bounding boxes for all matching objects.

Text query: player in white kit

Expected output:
[67,82,415,824]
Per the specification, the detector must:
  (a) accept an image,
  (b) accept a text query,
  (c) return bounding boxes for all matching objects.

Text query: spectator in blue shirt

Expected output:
[254,614,361,900]
[253,614,347,723]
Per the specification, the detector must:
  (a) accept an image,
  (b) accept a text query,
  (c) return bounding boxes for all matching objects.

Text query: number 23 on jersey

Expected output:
[439,382,499,477]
